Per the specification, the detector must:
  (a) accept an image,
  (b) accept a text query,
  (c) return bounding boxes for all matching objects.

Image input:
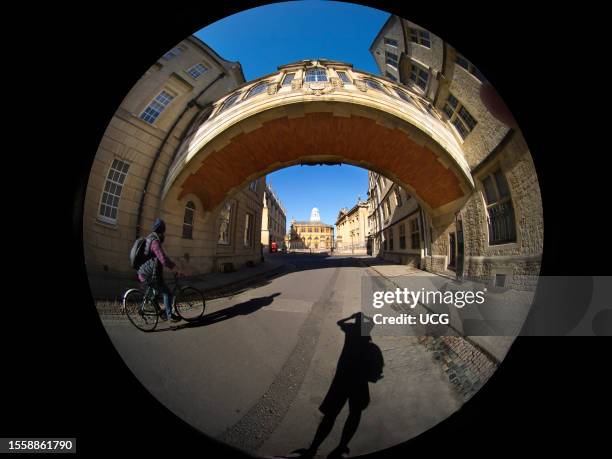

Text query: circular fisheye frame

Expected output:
[84,3,542,457]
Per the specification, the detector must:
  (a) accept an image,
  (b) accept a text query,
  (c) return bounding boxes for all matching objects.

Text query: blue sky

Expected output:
[195,1,389,231]
[267,165,369,226]
[195,1,389,81]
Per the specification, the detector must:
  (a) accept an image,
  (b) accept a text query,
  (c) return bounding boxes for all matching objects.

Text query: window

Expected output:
[140,90,174,124]
[389,227,394,251]
[218,92,241,114]
[162,46,184,60]
[99,158,129,223]
[385,51,399,69]
[182,201,195,239]
[394,88,412,103]
[218,201,232,245]
[411,219,420,249]
[282,73,295,86]
[482,168,516,245]
[186,63,208,79]
[385,199,392,220]
[385,71,397,81]
[399,223,406,249]
[394,187,403,207]
[384,37,398,47]
[455,53,485,81]
[336,71,351,84]
[246,81,269,99]
[249,179,258,192]
[365,79,385,92]
[244,213,254,247]
[410,29,431,47]
[495,274,507,288]
[443,93,477,139]
[305,68,327,82]
[410,62,429,91]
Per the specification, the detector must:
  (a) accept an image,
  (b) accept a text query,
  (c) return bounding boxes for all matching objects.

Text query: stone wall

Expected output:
[83,37,250,298]
[436,57,510,168]
[460,130,543,289]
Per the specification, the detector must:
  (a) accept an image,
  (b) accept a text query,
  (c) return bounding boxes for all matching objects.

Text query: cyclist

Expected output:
[137,218,182,322]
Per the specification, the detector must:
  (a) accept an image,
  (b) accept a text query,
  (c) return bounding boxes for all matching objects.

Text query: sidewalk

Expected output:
[357,256,533,363]
[95,255,291,315]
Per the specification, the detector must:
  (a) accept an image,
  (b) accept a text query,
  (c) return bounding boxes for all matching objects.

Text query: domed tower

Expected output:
[310,207,321,222]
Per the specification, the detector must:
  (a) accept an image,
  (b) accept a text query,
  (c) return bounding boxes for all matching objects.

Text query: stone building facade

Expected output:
[287,210,334,252]
[83,36,267,298]
[369,16,543,288]
[91,44,543,296]
[261,182,287,252]
[335,200,369,254]
[367,173,426,267]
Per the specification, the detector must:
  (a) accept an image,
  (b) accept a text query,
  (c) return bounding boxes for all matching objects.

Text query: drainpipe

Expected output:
[135,72,226,239]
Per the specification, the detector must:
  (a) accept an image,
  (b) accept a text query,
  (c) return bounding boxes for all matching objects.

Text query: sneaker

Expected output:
[170,313,181,322]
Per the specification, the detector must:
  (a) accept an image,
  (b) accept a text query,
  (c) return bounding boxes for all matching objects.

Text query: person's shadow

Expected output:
[292,312,384,458]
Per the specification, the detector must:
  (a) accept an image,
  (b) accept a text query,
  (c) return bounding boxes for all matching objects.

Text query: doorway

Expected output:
[448,232,456,270]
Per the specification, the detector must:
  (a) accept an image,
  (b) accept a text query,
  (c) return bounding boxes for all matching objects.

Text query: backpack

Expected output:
[129,234,155,270]
[362,341,384,382]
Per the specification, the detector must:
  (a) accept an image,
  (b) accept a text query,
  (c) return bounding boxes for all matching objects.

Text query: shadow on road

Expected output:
[290,312,384,459]
[157,293,282,332]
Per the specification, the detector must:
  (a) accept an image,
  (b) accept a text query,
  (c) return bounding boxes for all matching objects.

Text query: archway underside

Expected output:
[177,112,469,212]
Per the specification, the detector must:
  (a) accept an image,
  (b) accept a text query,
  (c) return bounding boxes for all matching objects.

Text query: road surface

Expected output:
[102,254,465,457]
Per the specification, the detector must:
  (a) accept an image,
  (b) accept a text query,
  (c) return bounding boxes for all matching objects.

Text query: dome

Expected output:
[310,207,321,222]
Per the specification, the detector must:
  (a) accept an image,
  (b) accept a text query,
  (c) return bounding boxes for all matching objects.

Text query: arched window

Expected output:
[218,92,241,114]
[365,79,385,92]
[305,68,327,82]
[394,88,413,104]
[182,201,195,239]
[246,81,269,99]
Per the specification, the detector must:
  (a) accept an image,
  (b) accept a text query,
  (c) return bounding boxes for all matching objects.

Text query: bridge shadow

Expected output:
[158,292,281,332]
[289,312,384,459]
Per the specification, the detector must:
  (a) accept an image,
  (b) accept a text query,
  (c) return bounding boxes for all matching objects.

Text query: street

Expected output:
[102,254,473,457]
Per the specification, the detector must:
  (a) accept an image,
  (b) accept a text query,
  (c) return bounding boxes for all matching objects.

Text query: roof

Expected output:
[292,221,334,227]
[335,201,369,224]
[368,14,396,53]
[278,59,354,71]
[186,35,246,83]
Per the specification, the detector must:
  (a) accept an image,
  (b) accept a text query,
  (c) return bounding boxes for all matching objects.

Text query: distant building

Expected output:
[335,199,369,254]
[287,208,334,252]
[367,173,426,267]
[261,182,287,252]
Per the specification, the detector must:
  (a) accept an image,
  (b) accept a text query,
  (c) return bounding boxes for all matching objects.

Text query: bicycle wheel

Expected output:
[174,286,206,321]
[124,289,159,331]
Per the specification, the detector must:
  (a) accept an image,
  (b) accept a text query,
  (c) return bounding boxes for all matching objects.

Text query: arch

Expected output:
[162,68,476,223]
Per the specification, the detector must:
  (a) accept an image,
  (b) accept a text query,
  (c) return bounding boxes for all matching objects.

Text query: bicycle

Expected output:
[122,272,206,331]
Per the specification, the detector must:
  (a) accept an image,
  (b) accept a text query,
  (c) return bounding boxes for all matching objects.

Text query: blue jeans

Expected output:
[145,281,173,318]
